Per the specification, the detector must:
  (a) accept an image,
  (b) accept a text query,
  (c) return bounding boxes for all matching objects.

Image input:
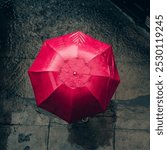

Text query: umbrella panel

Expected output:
[39,85,103,123]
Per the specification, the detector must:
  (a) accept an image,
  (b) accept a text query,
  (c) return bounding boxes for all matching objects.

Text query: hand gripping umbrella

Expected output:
[28,31,120,123]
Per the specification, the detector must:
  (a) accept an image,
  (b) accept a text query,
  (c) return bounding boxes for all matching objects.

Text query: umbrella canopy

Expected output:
[28,31,120,123]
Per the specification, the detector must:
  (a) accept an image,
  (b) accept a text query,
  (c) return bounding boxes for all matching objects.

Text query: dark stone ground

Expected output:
[0,0,149,149]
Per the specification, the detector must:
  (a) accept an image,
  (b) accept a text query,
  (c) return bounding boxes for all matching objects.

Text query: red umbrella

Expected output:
[28,31,120,123]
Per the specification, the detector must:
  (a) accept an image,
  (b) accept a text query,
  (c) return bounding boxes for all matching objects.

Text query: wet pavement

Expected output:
[0,0,149,150]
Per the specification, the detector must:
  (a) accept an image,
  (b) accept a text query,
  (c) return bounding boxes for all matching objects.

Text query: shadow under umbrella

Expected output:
[67,100,117,149]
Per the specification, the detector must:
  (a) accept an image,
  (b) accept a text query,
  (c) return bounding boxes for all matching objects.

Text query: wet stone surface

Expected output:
[0,58,34,98]
[6,125,48,150]
[0,0,149,150]
[116,61,149,100]
[115,95,150,130]
[0,96,150,150]
[115,129,150,150]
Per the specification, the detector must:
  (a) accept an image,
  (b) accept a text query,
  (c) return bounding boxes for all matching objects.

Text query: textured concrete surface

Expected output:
[0,0,149,150]
[6,126,48,150]
[115,96,150,130]
[115,130,149,150]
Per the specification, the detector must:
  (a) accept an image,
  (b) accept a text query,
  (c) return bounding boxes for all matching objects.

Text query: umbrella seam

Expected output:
[45,41,65,60]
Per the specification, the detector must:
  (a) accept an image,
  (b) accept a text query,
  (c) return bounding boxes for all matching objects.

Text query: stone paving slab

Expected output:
[0,125,48,150]
[115,96,150,130]
[48,127,83,150]
[116,98,150,129]
[115,129,150,150]
[0,98,49,126]
[116,61,150,100]
[11,106,49,126]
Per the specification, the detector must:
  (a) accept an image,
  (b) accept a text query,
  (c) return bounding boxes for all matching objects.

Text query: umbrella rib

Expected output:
[90,74,111,78]
[87,46,111,64]
[38,83,62,106]
[85,86,106,112]
[45,41,65,60]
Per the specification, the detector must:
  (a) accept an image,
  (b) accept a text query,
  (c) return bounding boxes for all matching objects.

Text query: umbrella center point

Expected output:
[73,71,77,76]
[59,58,91,87]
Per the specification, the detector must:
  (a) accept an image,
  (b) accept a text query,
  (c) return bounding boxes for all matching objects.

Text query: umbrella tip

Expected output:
[73,71,77,76]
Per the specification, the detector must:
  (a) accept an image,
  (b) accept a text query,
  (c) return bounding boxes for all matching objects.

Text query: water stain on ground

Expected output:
[67,101,117,149]
[24,146,30,150]
[18,133,32,143]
